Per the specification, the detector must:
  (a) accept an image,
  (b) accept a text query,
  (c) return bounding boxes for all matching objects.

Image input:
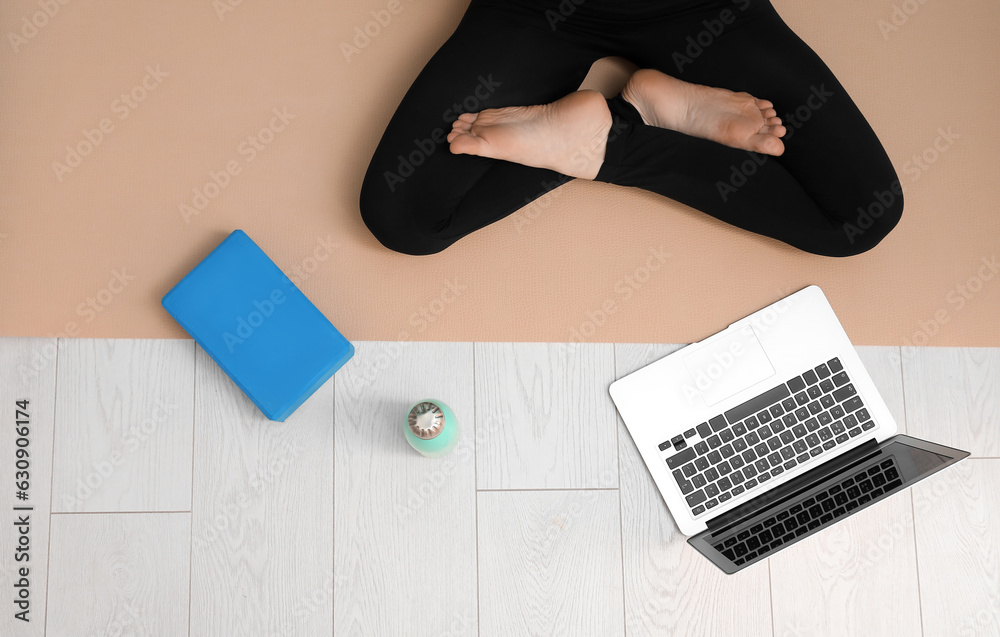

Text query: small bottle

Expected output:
[404,399,459,457]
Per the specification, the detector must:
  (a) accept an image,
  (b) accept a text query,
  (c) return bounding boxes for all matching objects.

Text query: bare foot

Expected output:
[446,89,612,180]
[621,68,786,156]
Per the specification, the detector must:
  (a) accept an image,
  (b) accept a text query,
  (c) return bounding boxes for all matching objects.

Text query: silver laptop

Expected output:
[609,285,968,573]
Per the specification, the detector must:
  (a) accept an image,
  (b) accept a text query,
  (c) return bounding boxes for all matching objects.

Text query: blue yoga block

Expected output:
[162,229,354,421]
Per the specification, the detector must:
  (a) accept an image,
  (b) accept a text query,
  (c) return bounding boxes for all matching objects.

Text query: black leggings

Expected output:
[359,0,903,257]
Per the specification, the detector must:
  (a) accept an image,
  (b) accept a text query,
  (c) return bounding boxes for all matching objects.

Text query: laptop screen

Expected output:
[687,435,968,573]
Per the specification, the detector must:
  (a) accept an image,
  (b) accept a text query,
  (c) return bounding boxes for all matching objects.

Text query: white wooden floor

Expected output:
[1,339,998,637]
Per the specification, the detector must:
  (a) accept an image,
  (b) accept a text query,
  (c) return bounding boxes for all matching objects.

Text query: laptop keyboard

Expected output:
[713,457,903,566]
[662,357,877,517]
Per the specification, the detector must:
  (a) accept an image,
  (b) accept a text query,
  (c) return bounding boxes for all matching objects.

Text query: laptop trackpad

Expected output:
[682,325,774,407]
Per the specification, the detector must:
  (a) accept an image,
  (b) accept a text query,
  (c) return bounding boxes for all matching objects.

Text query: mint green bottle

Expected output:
[404,399,459,457]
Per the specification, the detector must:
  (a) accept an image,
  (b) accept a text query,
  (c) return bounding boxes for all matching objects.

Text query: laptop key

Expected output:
[718,461,732,476]
[849,427,862,437]
[884,467,899,481]
[686,490,707,507]
[857,408,871,422]
[771,466,784,476]
[692,505,705,515]
[807,385,822,399]
[682,462,696,477]
[695,441,709,455]
[731,470,745,484]
[730,455,745,470]
[781,397,797,411]
[720,429,734,443]
[757,410,772,424]
[695,456,710,471]
[820,393,835,408]
[831,405,845,419]
[706,498,719,509]
[795,391,809,406]
[818,411,832,426]
[719,492,732,503]
[693,474,707,488]
[708,435,722,449]
[678,480,693,494]
[815,363,831,378]
[733,439,747,453]
[720,444,735,458]
[666,447,696,469]
[796,453,809,464]
[808,400,822,415]
[754,443,769,457]
[710,415,728,431]
[828,357,843,372]
[809,447,823,457]
[803,369,818,385]
[794,407,810,421]
[833,384,857,402]
[745,431,760,446]
[733,422,747,437]
[708,451,722,464]
[783,459,797,470]
[835,434,849,444]
[697,422,712,438]
[843,396,863,413]
[770,404,784,418]
[758,472,771,483]
[780,431,794,445]
[780,447,795,460]
[744,465,758,479]
[822,440,836,450]
[746,536,761,551]
[705,468,719,482]
[755,459,770,473]
[718,476,733,491]
[768,437,782,451]
[733,542,748,557]
[806,433,821,447]
[788,376,806,392]
[818,427,833,441]
[862,420,876,430]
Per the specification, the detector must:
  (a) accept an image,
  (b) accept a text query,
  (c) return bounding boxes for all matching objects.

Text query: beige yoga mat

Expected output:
[1,0,998,346]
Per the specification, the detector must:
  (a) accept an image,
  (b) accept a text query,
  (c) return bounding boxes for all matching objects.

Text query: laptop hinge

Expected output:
[704,439,880,534]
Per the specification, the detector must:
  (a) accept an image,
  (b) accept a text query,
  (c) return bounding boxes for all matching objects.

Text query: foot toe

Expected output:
[449,132,485,156]
[761,107,776,119]
[751,133,784,156]
[755,98,773,110]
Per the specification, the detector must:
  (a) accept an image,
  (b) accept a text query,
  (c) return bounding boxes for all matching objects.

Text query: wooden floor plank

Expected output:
[913,459,1000,637]
[475,342,618,490]
[45,513,190,636]
[477,489,624,637]
[50,338,194,512]
[903,347,999,456]
[188,344,334,636]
